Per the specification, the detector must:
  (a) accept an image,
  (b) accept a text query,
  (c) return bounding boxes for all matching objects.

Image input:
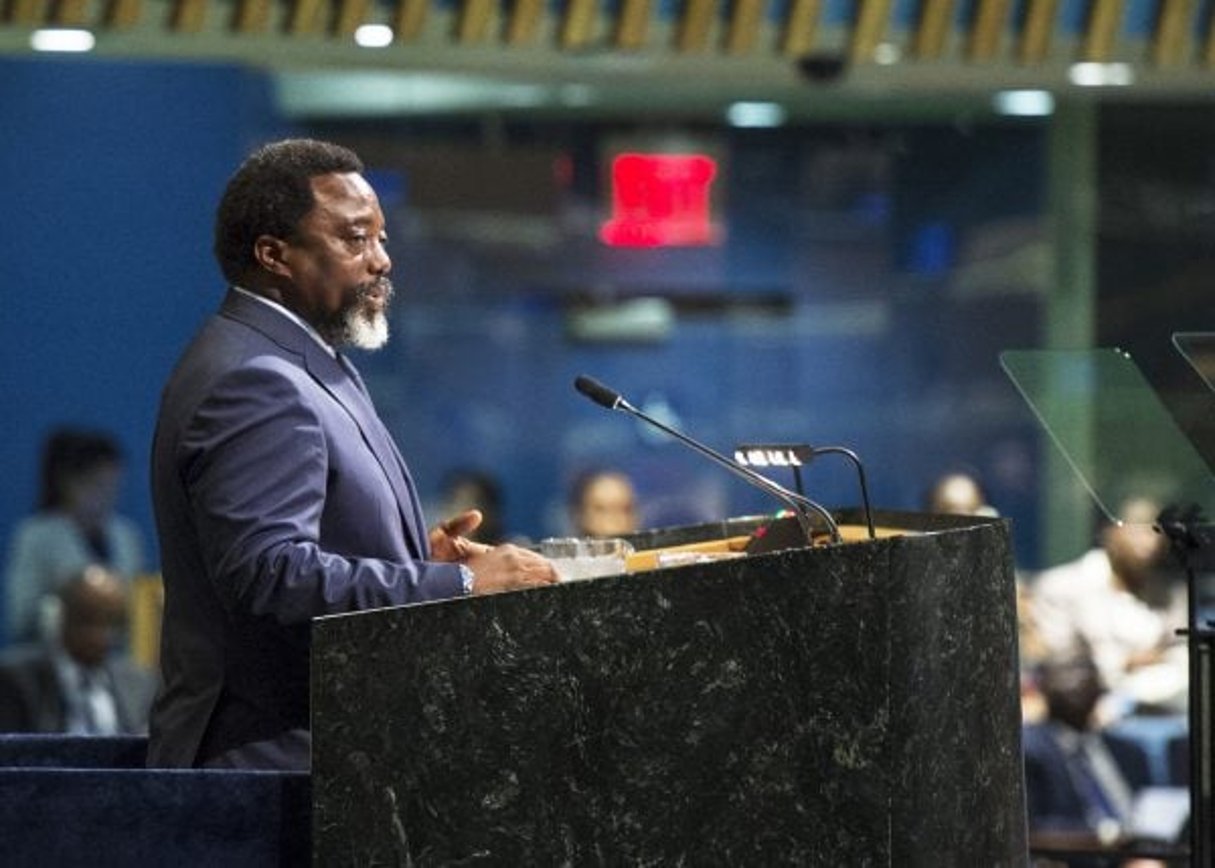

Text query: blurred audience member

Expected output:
[570,470,639,538]
[1018,581,1050,724]
[924,470,999,517]
[4,428,145,645]
[0,566,154,734]
[439,469,507,545]
[1023,653,1153,845]
[1032,497,1185,723]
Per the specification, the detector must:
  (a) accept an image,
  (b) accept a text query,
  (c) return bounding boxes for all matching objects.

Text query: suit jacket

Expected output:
[0,645,155,734]
[1022,722,1153,832]
[147,289,465,769]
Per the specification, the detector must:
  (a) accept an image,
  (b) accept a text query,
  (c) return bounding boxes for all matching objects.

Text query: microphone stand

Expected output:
[737,443,876,541]
[811,447,876,541]
[583,383,841,546]
[1158,504,1215,868]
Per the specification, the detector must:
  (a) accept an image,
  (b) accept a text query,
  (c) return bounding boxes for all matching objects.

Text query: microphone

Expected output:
[573,375,840,545]
[574,375,625,411]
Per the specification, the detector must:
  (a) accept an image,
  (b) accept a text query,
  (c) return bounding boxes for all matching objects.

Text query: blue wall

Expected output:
[344,123,1050,560]
[0,58,283,605]
[0,60,1056,641]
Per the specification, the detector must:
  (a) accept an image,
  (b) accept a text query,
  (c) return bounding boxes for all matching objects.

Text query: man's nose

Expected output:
[370,238,391,274]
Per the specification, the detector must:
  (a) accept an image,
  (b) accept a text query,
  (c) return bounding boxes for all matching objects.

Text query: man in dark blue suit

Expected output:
[0,566,154,735]
[1023,653,1152,839]
[147,139,557,770]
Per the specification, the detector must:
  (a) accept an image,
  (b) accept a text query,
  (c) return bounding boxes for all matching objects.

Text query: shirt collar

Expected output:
[232,285,337,358]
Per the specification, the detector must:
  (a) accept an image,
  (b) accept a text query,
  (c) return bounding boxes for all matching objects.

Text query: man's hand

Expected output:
[429,509,491,562]
[465,544,559,594]
[430,509,558,593]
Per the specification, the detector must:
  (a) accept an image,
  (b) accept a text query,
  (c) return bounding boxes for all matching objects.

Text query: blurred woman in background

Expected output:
[4,428,144,645]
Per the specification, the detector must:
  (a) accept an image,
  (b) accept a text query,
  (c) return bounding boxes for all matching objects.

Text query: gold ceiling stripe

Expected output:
[103,0,140,26]
[614,0,650,48]
[10,0,48,25]
[1016,0,1056,63]
[230,0,271,32]
[332,0,370,35]
[674,0,714,53]
[913,0,954,60]
[724,0,763,55]
[966,0,1011,60]
[849,0,891,63]
[779,0,819,57]
[505,0,544,44]
[51,0,90,26]
[455,0,495,42]
[286,0,326,33]
[169,0,207,31]
[1150,0,1191,66]
[1081,0,1123,61]
[392,0,427,40]
[559,0,597,48]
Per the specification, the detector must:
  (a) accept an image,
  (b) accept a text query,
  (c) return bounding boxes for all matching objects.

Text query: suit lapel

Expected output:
[218,290,429,558]
[305,351,430,558]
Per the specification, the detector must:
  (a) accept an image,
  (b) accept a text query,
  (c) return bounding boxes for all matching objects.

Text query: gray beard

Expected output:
[342,304,390,350]
[320,280,393,350]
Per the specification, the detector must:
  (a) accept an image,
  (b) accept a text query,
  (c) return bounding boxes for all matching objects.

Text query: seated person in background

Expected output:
[1017,581,1050,724]
[0,566,155,734]
[923,470,998,518]
[439,469,507,545]
[569,469,639,538]
[4,427,145,645]
[1023,653,1152,843]
[1032,497,1186,723]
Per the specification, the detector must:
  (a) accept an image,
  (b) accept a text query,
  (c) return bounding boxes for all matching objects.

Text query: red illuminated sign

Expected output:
[600,153,720,248]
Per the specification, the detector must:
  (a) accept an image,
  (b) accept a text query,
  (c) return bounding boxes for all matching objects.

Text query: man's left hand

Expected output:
[430,509,491,562]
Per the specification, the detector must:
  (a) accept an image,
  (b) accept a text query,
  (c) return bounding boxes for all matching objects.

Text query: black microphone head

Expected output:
[574,375,622,410]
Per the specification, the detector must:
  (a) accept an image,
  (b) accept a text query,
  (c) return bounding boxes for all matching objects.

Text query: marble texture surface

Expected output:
[312,511,1027,866]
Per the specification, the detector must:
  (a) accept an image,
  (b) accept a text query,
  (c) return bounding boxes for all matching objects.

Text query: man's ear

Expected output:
[254,235,292,278]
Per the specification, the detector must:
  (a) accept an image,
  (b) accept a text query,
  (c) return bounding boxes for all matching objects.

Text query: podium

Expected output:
[311,510,1027,865]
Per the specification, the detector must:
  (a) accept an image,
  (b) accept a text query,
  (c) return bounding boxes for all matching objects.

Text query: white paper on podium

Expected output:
[1128,786,1190,843]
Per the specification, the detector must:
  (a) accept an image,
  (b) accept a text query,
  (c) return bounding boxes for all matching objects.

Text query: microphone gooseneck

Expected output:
[573,375,841,546]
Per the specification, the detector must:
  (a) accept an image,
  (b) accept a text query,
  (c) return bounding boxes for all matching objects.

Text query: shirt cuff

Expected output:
[458,563,475,595]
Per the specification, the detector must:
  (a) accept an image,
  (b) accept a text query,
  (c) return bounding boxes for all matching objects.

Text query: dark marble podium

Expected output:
[312,511,1028,866]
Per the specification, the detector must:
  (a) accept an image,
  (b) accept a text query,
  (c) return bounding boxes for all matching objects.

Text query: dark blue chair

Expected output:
[0,734,146,768]
[0,735,310,867]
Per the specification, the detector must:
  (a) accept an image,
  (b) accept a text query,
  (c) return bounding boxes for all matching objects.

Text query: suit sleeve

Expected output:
[178,359,463,625]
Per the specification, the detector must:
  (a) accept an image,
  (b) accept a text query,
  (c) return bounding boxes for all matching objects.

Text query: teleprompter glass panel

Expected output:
[1174,332,1215,393]
[1001,347,1215,525]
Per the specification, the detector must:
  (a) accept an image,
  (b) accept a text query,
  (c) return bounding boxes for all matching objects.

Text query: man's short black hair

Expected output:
[213,138,364,285]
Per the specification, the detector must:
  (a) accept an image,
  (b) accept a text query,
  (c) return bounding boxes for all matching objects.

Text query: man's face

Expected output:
[277,172,394,349]
[1103,496,1167,589]
[64,461,122,531]
[577,475,638,538]
[61,571,128,669]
